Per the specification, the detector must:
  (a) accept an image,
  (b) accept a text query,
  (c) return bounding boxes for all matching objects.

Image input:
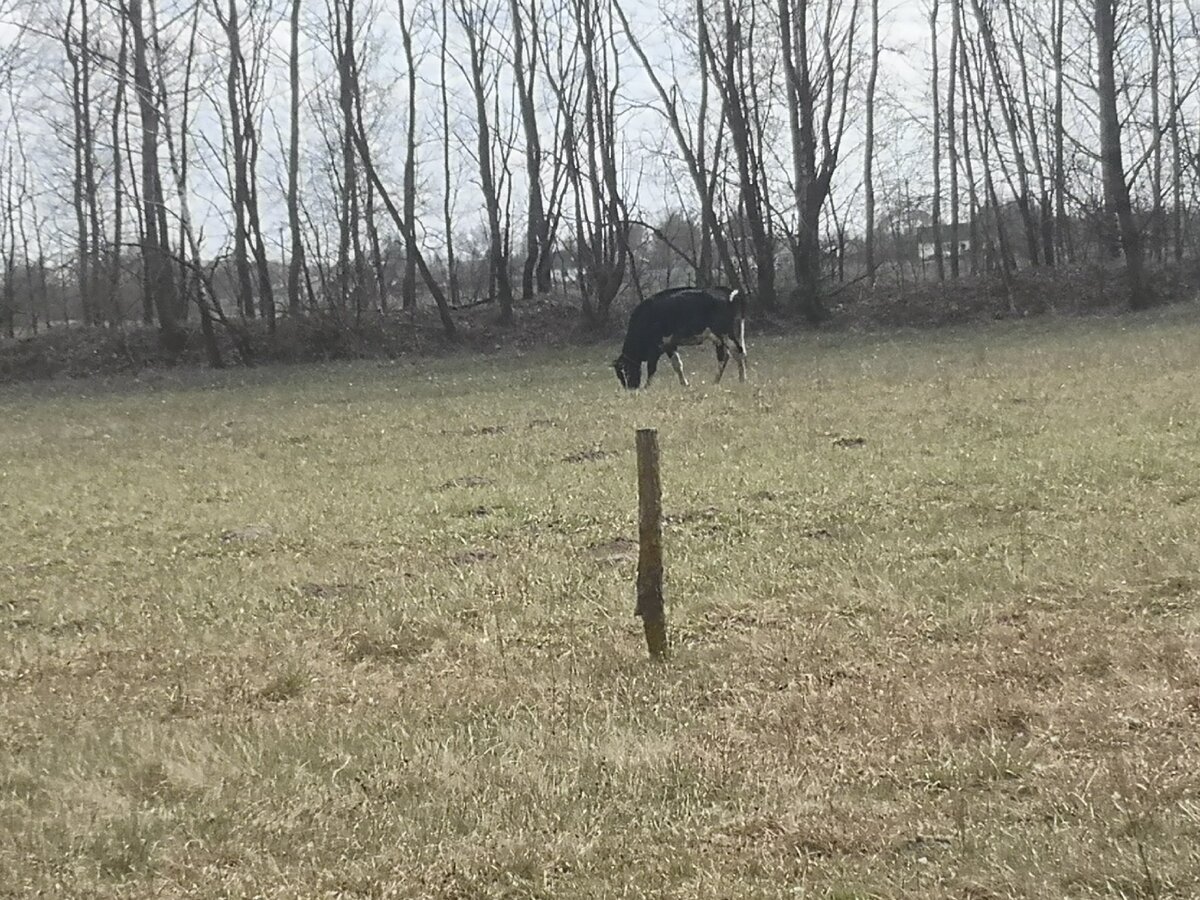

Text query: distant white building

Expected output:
[916,224,972,261]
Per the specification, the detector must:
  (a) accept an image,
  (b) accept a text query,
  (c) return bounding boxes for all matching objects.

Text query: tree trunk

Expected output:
[510,0,550,298]
[958,27,980,276]
[1,151,14,338]
[363,177,387,312]
[1003,0,1053,265]
[706,0,776,309]
[963,33,1014,294]
[947,0,960,278]
[127,0,181,343]
[80,0,100,325]
[335,0,360,314]
[176,2,201,324]
[930,0,944,281]
[239,83,275,322]
[579,0,628,322]
[235,3,274,327]
[1167,0,1182,263]
[1146,0,1162,261]
[1095,0,1151,309]
[286,0,305,314]
[455,0,515,324]
[774,0,858,319]
[969,0,1039,265]
[439,0,460,306]
[64,0,92,326]
[397,0,419,311]
[864,0,879,285]
[221,0,255,319]
[110,4,128,324]
[1053,0,1070,262]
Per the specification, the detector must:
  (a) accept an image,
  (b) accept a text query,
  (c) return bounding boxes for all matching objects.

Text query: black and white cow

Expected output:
[612,286,748,389]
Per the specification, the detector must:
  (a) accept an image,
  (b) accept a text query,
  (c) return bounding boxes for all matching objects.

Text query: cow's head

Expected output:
[612,354,641,389]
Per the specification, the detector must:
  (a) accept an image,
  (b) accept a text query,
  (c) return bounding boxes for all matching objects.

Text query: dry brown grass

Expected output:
[2,304,1200,898]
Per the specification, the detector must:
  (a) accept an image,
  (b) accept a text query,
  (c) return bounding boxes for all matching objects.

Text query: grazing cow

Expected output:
[612,286,748,389]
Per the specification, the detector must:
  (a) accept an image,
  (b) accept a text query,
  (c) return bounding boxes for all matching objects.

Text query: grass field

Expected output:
[3,306,1200,898]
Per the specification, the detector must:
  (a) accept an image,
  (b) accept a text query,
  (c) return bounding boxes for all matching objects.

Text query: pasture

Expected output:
[2,307,1200,898]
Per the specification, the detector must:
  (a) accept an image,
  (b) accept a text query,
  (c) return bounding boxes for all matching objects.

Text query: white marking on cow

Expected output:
[669,351,688,386]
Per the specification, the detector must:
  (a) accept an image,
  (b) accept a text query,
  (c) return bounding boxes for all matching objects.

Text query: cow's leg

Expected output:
[726,320,747,382]
[714,340,730,383]
[732,344,747,382]
[667,345,688,386]
[645,355,659,386]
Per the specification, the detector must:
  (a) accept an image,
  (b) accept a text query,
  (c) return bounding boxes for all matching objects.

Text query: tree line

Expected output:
[0,0,1196,359]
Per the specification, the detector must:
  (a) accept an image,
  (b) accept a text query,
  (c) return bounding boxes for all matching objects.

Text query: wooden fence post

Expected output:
[635,428,667,658]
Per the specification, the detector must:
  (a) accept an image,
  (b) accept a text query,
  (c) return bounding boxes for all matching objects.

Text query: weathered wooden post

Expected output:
[635,428,667,658]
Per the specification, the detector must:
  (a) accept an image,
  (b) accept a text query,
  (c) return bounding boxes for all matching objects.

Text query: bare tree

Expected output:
[548,0,630,323]
[1052,0,1070,262]
[347,60,458,335]
[63,0,101,326]
[1146,0,1162,260]
[1001,2,1054,265]
[452,0,515,323]
[213,0,276,329]
[1,143,15,337]
[1095,0,1150,309]
[775,0,861,319]
[1166,0,1183,262]
[9,106,48,332]
[127,0,181,343]
[397,0,419,311]
[333,0,366,315]
[947,0,960,278]
[958,6,980,275]
[863,0,879,284]
[286,0,309,314]
[612,0,737,288]
[929,0,944,280]
[510,0,553,297]
[968,0,1040,265]
[438,0,461,306]
[704,0,776,308]
[963,28,1014,287]
[107,2,129,323]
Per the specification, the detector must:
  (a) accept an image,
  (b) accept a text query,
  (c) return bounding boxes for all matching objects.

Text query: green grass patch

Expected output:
[3,306,1200,897]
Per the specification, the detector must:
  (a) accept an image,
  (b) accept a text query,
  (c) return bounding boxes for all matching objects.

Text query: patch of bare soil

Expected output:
[457,505,494,519]
[452,548,498,566]
[287,581,360,601]
[665,507,724,534]
[562,447,618,464]
[587,537,637,565]
[667,505,719,521]
[437,476,493,491]
[341,621,450,665]
[219,523,276,542]
[831,435,867,448]
[453,424,507,437]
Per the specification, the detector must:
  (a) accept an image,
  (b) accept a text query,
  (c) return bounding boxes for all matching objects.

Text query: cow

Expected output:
[611,286,748,389]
